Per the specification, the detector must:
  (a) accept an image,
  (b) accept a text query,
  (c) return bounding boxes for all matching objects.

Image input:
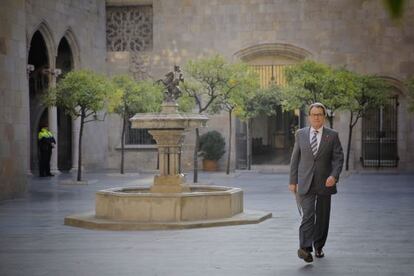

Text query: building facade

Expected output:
[1,0,414,200]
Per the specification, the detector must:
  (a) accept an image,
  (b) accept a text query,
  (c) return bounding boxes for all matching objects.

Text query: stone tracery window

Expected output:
[106,6,153,52]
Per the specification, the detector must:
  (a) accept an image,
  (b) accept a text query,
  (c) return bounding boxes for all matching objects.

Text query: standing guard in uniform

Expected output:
[38,124,56,177]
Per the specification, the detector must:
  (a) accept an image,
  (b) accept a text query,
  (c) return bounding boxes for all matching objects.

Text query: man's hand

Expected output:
[325,176,336,187]
[289,184,297,193]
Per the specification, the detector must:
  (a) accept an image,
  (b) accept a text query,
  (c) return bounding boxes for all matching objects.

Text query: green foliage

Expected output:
[323,68,360,113]
[209,62,260,115]
[345,74,390,124]
[279,84,309,112]
[109,75,165,174]
[383,0,405,19]
[199,130,226,161]
[45,70,113,118]
[177,93,195,112]
[281,60,331,111]
[406,77,414,112]
[44,69,114,181]
[343,74,390,171]
[238,84,282,121]
[281,60,349,127]
[110,75,164,117]
[184,55,229,87]
[280,61,375,128]
[183,54,262,116]
[183,54,228,114]
[183,55,260,177]
[281,61,390,117]
[183,55,259,115]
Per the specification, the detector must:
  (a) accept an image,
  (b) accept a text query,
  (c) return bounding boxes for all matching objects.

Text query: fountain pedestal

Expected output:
[148,128,189,193]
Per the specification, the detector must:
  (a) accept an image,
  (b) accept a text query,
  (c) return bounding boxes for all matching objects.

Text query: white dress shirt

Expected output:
[309,126,323,151]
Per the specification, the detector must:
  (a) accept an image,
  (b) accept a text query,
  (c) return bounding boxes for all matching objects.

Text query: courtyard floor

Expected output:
[0,170,413,276]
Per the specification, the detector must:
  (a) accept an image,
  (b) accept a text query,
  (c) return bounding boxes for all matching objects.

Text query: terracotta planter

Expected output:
[202,159,218,171]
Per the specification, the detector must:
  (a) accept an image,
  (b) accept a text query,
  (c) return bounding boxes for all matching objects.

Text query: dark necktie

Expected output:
[311,130,318,156]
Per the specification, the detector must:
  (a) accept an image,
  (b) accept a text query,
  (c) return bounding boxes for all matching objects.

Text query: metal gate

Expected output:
[361,96,399,167]
[235,118,247,169]
[250,65,288,88]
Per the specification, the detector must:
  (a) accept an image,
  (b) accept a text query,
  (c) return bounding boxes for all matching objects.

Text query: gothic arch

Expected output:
[59,27,81,69]
[27,20,56,68]
[377,75,407,96]
[233,43,313,62]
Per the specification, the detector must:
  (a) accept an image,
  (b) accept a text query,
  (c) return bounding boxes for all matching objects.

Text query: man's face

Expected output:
[308,107,326,129]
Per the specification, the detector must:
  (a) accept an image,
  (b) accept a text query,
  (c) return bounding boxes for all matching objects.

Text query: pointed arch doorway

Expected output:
[55,37,74,171]
[28,30,51,173]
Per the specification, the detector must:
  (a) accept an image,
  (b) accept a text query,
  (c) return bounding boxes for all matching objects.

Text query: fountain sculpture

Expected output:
[65,66,272,230]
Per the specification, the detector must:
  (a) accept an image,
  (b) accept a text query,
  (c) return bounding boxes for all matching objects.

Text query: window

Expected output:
[125,122,155,145]
[106,5,153,52]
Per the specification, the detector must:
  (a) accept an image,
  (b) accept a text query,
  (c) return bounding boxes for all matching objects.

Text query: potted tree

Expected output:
[199,130,226,171]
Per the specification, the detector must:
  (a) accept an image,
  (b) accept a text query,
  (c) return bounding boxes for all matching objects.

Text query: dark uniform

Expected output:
[38,127,56,177]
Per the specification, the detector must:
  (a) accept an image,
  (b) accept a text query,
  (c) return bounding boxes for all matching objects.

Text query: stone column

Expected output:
[26,65,34,175]
[72,116,80,170]
[148,129,188,193]
[48,69,61,173]
[48,106,58,173]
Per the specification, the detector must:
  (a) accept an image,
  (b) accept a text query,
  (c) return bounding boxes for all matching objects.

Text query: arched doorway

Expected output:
[233,43,311,169]
[28,31,50,173]
[249,64,298,165]
[55,37,73,171]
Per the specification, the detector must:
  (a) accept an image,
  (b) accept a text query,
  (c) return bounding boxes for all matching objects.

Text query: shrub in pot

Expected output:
[199,130,226,171]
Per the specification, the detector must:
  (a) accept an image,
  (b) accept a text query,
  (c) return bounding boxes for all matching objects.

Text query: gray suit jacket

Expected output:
[289,126,344,196]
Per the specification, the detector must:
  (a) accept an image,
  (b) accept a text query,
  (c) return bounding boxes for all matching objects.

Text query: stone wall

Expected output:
[0,0,28,200]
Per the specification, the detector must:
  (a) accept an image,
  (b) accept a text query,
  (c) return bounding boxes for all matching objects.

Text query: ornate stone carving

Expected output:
[129,52,152,80]
[106,6,153,52]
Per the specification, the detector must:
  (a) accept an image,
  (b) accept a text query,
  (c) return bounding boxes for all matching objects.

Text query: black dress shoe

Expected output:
[46,173,54,177]
[298,248,313,263]
[315,248,325,258]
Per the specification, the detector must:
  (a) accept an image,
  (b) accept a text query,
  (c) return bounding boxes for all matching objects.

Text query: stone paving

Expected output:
[0,171,413,276]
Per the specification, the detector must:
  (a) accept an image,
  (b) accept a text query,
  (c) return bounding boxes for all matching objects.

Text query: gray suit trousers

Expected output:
[299,180,331,251]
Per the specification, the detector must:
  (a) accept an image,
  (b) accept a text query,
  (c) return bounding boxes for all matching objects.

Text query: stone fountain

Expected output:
[64,66,271,230]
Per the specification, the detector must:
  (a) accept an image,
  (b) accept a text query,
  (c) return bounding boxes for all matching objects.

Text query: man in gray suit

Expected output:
[289,102,344,263]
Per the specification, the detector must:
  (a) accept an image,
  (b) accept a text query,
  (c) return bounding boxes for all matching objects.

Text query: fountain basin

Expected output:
[95,185,243,222]
[64,184,272,230]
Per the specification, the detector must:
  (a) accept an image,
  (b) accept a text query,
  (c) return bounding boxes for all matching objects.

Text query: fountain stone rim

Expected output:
[96,185,242,197]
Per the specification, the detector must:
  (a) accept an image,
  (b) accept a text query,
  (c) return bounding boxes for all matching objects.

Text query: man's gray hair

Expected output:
[308,102,327,116]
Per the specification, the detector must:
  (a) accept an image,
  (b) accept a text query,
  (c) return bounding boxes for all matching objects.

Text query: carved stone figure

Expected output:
[157,65,184,102]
